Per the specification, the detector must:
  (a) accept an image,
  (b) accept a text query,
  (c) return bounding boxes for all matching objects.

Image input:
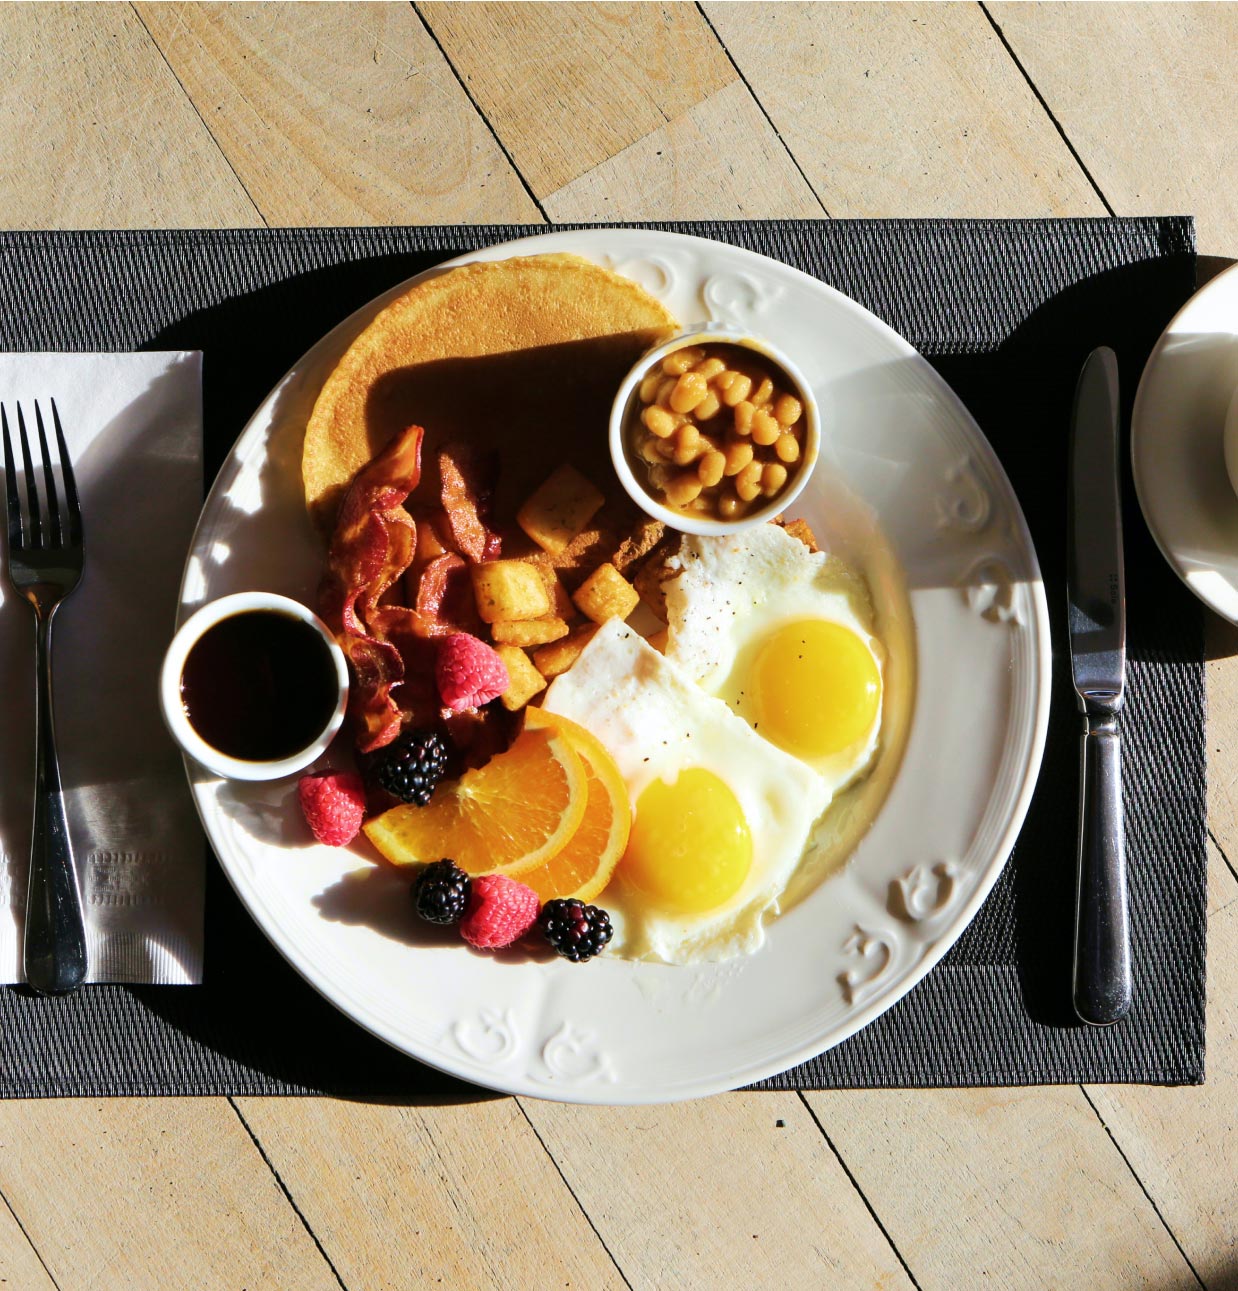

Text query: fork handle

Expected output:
[24,608,87,995]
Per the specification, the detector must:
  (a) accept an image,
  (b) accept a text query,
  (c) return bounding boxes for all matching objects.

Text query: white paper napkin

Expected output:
[0,352,205,984]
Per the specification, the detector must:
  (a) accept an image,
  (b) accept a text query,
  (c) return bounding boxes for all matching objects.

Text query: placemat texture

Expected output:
[0,218,1204,1097]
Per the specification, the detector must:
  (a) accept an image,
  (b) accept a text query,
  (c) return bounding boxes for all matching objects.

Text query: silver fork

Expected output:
[1,400,87,994]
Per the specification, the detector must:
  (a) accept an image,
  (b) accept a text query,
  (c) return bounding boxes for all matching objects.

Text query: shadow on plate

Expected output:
[314,862,559,964]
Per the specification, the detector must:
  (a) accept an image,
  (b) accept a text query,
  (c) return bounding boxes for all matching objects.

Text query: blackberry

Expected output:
[539,898,614,962]
[413,859,471,925]
[375,728,450,805]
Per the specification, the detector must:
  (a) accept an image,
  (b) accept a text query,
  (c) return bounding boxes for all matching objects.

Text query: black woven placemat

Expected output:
[0,219,1204,1096]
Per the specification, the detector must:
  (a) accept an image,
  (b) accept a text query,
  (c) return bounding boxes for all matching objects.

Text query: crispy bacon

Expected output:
[438,442,500,563]
[415,552,483,637]
[320,425,432,751]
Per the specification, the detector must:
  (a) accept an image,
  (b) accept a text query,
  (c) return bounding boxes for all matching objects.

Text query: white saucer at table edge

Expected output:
[1132,260,1238,622]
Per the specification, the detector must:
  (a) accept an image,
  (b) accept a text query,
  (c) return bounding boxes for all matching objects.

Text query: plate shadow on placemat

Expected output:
[0,221,1205,1097]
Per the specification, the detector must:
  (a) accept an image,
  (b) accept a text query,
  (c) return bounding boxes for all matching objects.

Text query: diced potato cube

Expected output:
[470,560,551,624]
[517,465,605,555]
[521,556,576,621]
[648,627,669,654]
[572,562,640,625]
[491,617,570,648]
[533,624,600,679]
[495,645,547,712]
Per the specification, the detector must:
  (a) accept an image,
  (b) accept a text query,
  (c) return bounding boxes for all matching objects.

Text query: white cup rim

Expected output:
[159,591,349,782]
[608,324,821,536]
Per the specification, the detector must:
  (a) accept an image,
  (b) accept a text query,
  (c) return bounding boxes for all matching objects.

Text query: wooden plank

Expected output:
[0,1098,339,1290]
[520,1092,914,1288]
[545,79,823,220]
[1084,842,1238,1288]
[803,1081,1194,1288]
[234,1096,626,1289]
[0,1,259,228]
[1075,624,1238,1287]
[0,1194,56,1291]
[136,0,541,226]
[419,0,736,198]
[988,2,1238,255]
[703,1,1105,217]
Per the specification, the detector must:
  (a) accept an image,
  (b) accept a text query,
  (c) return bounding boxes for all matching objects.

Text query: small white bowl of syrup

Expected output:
[160,591,348,781]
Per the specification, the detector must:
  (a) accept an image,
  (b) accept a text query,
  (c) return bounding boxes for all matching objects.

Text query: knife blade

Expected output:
[1067,345,1131,1026]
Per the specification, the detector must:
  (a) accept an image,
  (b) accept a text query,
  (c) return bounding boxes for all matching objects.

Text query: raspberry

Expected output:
[539,898,614,962]
[297,771,366,847]
[413,859,470,925]
[459,874,540,950]
[436,633,509,712]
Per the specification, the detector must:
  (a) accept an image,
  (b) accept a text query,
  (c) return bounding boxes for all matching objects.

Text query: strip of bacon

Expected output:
[320,425,429,752]
[415,552,484,637]
[438,442,500,563]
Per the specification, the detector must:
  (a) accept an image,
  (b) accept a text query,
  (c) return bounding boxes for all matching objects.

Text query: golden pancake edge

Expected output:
[303,253,678,531]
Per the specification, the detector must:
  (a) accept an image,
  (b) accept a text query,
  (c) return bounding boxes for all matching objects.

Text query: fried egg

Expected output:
[542,620,830,963]
[663,525,884,793]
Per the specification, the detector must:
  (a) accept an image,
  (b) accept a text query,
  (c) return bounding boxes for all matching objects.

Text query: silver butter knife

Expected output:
[1068,346,1131,1026]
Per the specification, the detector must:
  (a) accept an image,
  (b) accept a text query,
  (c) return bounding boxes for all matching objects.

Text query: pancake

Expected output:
[303,253,678,532]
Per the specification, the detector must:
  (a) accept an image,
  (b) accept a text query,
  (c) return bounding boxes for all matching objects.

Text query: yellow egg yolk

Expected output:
[751,619,881,760]
[622,768,753,914]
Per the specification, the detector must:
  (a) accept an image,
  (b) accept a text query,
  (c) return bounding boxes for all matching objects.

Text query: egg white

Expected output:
[663,525,884,792]
[542,620,830,964]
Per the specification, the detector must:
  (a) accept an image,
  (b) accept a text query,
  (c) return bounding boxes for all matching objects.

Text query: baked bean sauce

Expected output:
[180,610,337,762]
[627,342,807,522]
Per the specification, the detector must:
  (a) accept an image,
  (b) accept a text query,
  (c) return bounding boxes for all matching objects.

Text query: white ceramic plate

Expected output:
[1132,261,1238,622]
[177,229,1051,1103]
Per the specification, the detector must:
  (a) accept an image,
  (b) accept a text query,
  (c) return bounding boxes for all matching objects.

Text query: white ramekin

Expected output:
[609,324,820,536]
[160,591,349,781]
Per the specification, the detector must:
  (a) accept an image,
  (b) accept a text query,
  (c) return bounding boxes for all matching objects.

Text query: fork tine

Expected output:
[34,402,62,547]
[1,405,23,549]
[15,404,42,549]
[50,400,82,547]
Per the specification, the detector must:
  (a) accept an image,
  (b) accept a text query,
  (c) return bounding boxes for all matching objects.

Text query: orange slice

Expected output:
[516,709,632,903]
[363,720,587,875]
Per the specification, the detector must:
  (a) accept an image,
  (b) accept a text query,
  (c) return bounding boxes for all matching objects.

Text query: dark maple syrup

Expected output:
[180,610,338,762]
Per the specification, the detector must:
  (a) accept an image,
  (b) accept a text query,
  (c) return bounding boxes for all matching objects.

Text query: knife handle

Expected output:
[1073,710,1132,1026]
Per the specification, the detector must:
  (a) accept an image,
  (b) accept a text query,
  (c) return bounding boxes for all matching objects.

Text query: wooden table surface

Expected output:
[2,3,1237,1287]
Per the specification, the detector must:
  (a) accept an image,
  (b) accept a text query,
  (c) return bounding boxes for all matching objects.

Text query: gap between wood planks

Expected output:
[977,1,1115,216]
[513,1098,634,1289]
[692,2,830,217]
[410,0,550,223]
[1079,1088,1207,1289]
[1209,827,1238,889]
[0,1184,61,1290]
[797,1092,922,1288]
[228,1098,349,1291]
[127,1,268,227]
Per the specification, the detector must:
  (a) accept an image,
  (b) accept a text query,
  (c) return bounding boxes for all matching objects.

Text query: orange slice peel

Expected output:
[363,717,587,875]
[515,709,632,903]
